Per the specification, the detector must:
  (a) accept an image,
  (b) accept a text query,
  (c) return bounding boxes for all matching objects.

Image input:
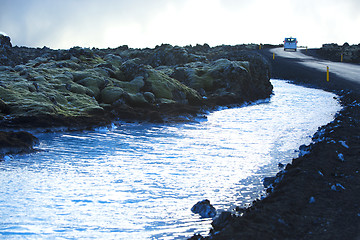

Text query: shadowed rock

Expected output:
[0,131,38,157]
[191,199,217,218]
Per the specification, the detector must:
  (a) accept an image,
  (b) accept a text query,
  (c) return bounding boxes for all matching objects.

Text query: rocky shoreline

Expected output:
[3,33,359,239]
[0,34,272,158]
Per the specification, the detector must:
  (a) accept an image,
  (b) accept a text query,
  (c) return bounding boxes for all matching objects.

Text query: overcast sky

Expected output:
[1,0,359,49]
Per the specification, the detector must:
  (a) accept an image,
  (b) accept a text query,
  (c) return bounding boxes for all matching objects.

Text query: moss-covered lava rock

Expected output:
[0,37,272,127]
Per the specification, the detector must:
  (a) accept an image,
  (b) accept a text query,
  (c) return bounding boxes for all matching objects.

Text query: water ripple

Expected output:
[0,80,341,239]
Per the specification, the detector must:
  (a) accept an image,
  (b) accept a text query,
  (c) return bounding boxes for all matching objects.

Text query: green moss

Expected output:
[52,94,68,105]
[0,68,103,119]
[146,69,200,102]
[65,94,102,115]
[157,98,176,104]
[115,76,144,94]
[79,56,105,65]
[72,71,94,82]
[126,92,148,106]
[100,86,125,104]
[190,72,214,91]
[147,70,173,99]
[77,77,106,97]
[69,83,88,94]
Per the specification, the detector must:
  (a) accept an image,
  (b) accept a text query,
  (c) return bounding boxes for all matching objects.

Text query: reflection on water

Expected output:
[0,80,341,239]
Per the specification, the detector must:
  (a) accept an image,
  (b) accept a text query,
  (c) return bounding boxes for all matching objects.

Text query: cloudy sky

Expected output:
[1,0,359,49]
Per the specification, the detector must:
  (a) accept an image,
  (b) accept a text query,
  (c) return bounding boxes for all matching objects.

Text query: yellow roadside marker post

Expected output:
[259,44,262,50]
[327,66,330,82]
[273,53,275,60]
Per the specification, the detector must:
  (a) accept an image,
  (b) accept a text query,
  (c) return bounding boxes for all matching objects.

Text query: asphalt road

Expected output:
[261,47,360,93]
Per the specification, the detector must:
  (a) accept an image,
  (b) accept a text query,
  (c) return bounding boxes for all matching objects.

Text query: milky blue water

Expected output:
[0,80,341,239]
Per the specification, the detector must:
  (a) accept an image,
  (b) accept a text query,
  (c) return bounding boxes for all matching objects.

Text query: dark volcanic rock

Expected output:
[212,212,233,231]
[191,199,217,218]
[263,176,276,188]
[146,44,207,67]
[0,34,12,48]
[0,35,272,129]
[0,131,38,157]
[318,43,360,63]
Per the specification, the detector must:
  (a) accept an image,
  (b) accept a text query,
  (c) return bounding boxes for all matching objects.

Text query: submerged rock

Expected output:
[191,199,217,218]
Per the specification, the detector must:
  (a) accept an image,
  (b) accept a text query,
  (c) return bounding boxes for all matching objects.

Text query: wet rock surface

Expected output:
[191,200,217,218]
[0,131,38,158]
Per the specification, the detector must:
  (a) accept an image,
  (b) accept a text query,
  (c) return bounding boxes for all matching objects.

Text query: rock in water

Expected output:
[0,131,38,156]
[191,199,216,218]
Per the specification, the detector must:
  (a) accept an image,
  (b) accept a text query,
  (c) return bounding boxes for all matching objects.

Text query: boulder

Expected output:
[69,46,95,59]
[170,59,255,102]
[116,76,145,94]
[191,199,217,218]
[146,68,201,104]
[104,54,123,67]
[72,70,94,82]
[171,62,214,91]
[0,34,12,48]
[125,92,148,107]
[144,44,207,67]
[100,86,125,104]
[143,92,155,103]
[68,82,92,95]
[77,76,107,97]
[0,131,38,156]
[212,211,233,231]
[120,58,144,80]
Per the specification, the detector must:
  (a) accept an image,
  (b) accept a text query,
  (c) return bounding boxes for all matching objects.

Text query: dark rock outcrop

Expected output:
[318,43,360,63]
[0,34,12,48]
[262,176,276,188]
[0,36,272,129]
[191,199,217,218]
[0,131,38,158]
[211,211,233,231]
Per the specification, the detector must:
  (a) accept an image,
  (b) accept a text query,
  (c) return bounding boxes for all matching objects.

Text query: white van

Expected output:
[284,37,297,51]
